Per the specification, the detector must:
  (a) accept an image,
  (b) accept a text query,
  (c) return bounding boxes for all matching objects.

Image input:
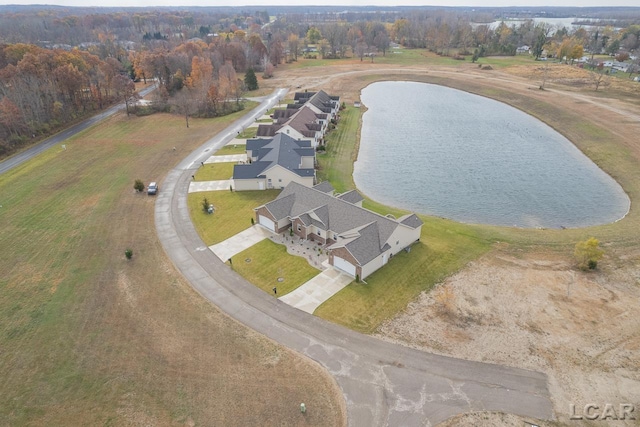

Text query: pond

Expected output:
[353,81,630,228]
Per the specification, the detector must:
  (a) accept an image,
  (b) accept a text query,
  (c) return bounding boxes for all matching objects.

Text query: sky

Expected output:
[0,0,638,8]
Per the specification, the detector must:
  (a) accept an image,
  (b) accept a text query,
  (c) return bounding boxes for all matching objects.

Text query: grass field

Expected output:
[0,110,345,426]
[231,240,321,296]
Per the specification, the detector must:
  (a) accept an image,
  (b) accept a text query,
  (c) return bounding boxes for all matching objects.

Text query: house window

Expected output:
[297,224,301,231]
[396,241,399,245]
[278,179,282,182]
[268,179,272,183]
[333,234,337,240]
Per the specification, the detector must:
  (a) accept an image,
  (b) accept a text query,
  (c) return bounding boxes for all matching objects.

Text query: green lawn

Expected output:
[194,162,235,181]
[232,240,320,296]
[188,190,279,245]
[236,128,257,139]
[316,106,362,193]
[314,217,491,333]
[215,144,246,155]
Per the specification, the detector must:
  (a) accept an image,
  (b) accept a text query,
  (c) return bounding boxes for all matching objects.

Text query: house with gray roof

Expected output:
[254,182,422,279]
[259,105,330,146]
[233,134,315,191]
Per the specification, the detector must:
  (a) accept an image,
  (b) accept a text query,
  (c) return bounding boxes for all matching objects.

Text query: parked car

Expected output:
[147,182,158,195]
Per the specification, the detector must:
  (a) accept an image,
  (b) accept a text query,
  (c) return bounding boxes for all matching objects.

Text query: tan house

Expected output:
[254,181,422,279]
[233,134,315,191]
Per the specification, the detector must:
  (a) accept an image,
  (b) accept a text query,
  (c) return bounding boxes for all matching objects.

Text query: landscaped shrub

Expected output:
[125,248,133,260]
[134,179,144,192]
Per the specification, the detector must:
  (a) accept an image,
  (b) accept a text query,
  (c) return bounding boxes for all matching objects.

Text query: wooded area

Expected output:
[1,6,639,158]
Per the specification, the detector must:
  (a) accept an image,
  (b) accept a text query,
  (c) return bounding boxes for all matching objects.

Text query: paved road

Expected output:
[0,84,157,175]
[156,89,554,426]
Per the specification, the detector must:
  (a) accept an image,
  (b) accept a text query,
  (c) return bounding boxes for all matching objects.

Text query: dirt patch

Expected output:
[376,246,640,426]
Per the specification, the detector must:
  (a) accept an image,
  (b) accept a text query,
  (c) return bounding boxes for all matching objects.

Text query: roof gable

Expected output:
[234,134,315,180]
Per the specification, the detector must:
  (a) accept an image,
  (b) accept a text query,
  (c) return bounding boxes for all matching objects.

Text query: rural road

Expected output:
[156,89,554,426]
[0,84,157,175]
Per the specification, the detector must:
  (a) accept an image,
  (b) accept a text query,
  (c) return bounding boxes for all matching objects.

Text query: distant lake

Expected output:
[353,81,630,228]
[473,17,614,32]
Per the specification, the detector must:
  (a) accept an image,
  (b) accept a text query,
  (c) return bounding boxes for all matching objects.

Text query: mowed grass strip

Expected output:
[188,190,279,245]
[316,105,362,193]
[215,144,246,155]
[194,162,235,181]
[236,127,257,139]
[232,240,320,296]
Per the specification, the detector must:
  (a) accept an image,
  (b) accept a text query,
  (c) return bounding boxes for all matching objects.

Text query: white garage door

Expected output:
[258,215,276,232]
[333,256,356,276]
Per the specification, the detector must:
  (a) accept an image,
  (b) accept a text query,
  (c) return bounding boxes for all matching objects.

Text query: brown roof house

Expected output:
[254,181,423,279]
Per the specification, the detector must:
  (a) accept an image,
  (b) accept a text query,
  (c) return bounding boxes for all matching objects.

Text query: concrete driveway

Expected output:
[279,265,353,313]
[204,154,245,164]
[209,225,272,261]
[188,180,233,193]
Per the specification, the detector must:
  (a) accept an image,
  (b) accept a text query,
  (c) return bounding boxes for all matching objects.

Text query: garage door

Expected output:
[258,215,276,232]
[333,256,356,276]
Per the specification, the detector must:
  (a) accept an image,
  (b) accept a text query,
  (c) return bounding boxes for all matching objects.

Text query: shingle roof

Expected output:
[256,124,281,137]
[313,181,334,194]
[234,134,314,180]
[260,182,405,265]
[337,190,364,204]
[307,90,337,114]
[398,213,423,229]
[342,222,383,265]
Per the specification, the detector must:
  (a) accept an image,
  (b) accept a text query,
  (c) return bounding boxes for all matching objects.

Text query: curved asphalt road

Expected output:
[0,84,157,175]
[156,89,554,426]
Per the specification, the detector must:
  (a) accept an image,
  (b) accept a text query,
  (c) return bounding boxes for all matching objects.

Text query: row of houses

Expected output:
[232,90,340,191]
[231,89,423,279]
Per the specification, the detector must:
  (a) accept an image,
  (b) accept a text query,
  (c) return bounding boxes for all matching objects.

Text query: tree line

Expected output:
[1,7,639,157]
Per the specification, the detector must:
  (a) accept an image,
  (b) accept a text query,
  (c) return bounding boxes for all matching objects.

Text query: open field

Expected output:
[259,56,640,425]
[0,110,345,426]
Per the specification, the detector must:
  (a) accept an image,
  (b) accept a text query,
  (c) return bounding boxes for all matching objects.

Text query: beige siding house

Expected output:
[233,134,316,191]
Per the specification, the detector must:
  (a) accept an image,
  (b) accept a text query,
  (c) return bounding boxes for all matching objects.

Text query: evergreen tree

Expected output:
[244,68,258,91]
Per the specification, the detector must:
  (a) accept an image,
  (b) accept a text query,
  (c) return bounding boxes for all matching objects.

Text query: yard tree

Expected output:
[569,44,584,64]
[244,67,258,91]
[574,237,604,270]
[113,74,138,116]
[306,27,321,44]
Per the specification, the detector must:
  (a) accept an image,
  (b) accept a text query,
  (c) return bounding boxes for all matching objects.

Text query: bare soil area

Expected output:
[377,246,640,426]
